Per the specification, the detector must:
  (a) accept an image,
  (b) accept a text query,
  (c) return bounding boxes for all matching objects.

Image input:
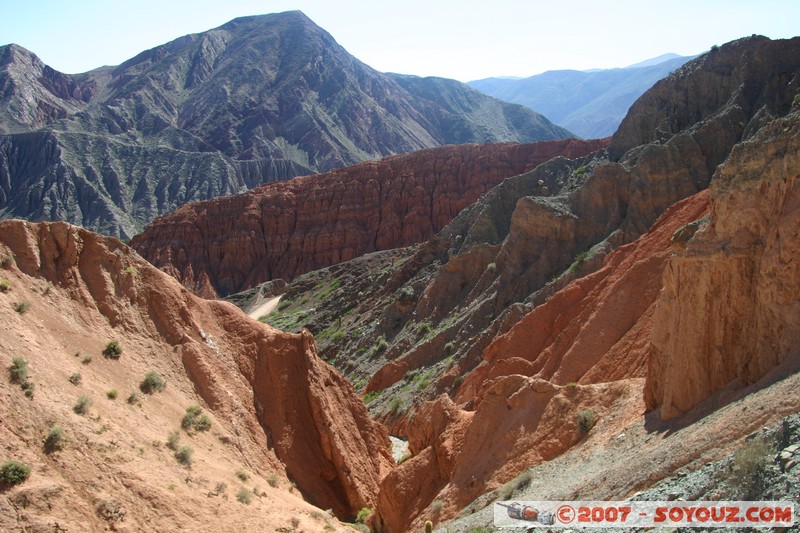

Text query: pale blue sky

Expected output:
[1,0,798,81]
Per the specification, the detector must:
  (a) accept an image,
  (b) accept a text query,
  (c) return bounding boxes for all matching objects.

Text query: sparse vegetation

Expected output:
[729,437,772,498]
[175,445,194,466]
[355,507,374,524]
[267,474,279,488]
[181,404,211,432]
[576,165,588,175]
[81,353,93,365]
[43,426,66,453]
[13,301,30,314]
[363,390,381,405]
[417,322,432,335]
[576,409,597,433]
[8,356,28,384]
[124,266,136,275]
[236,469,250,482]
[1,254,14,269]
[486,262,497,272]
[166,431,181,451]
[73,395,91,415]
[431,499,444,513]
[0,460,31,485]
[127,391,141,405]
[0,279,10,292]
[374,337,389,354]
[103,340,123,359]
[236,486,253,504]
[22,381,34,398]
[497,470,533,500]
[106,389,118,400]
[140,371,166,394]
[68,372,82,385]
[389,397,403,414]
[793,93,800,107]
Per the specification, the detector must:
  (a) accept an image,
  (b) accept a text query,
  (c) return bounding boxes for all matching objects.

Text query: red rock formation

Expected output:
[131,139,607,297]
[459,190,711,399]
[373,190,711,532]
[646,109,800,420]
[0,220,393,520]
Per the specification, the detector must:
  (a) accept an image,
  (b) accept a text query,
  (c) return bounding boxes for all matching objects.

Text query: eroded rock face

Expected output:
[0,220,392,519]
[131,139,607,297]
[646,108,800,420]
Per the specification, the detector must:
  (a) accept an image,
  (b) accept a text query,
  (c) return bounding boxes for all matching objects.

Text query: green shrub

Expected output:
[0,279,10,292]
[236,486,253,504]
[355,507,374,524]
[486,262,497,272]
[73,395,91,415]
[575,165,588,175]
[389,397,403,414]
[166,431,181,451]
[175,445,193,466]
[22,381,34,398]
[417,322,431,335]
[0,460,31,485]
[193,414,212,432]
[124,266,136,275]
[103,340,123,359]
[81,354,93,365]
[106,389,118,400]
[8,356,28,384]
[68,372,82,385]
[0,254,14,269]
[236,469,249,482]
[794,93,800,107]
[363,390,381,405]
[126,391,140,405]
[43,426,66,453]
[140,371,166,394]
[374,338,389,354]
[181,404,211,432]
[13,301,30,314]
[730,438,772,498]
[576,409,597,433]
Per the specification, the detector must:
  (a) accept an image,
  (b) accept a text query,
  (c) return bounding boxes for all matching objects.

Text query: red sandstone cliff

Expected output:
[373,190,711,532]
[0,220,392,528]
[646,108,800,420]
[130,139,607,297]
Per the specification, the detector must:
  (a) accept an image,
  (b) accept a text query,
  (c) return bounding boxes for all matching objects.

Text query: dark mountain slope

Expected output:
[469,55,692,138]
[0,11,571,238]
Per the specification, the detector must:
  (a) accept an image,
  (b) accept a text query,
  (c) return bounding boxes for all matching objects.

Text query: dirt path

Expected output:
[247,295,282,320]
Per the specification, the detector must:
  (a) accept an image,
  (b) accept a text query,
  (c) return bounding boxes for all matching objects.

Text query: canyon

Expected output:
[1,23,800,533]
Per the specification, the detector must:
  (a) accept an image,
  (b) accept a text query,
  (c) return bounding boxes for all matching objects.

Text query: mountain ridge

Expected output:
[0,11,573,238]
[469,54,694,138]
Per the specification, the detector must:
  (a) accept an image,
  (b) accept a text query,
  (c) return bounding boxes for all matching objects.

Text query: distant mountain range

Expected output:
[0,11,571,238]
[469,54,694,138]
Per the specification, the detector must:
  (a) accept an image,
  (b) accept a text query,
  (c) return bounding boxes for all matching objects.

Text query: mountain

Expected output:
[131,139,605,297]
[0,219,392,530]
[0,11,572,239]
[209,35,799,531]
[468,54,693,138]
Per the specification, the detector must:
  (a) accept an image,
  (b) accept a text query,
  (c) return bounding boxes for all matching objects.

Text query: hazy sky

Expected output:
[2,0,798,81]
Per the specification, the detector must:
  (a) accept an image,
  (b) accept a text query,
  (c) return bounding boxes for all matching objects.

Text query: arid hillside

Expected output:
[132,139,606,297]
[233,36,800,531]
[0,220,391,532]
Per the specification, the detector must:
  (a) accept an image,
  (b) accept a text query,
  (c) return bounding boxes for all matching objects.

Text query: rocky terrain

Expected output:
[469,54,692,138]
[131,139,606,297]
[0,220,392,531]
[0,11,571,238]
[230,35,800,531]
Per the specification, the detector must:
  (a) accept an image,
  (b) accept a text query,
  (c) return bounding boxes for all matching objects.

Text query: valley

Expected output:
[1,10,800,533]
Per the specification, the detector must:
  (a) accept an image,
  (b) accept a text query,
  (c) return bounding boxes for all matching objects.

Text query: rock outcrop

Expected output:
[646,107,800,420]
[132,139,606,297]
[0,220,392,523]
[0,11,573,237]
